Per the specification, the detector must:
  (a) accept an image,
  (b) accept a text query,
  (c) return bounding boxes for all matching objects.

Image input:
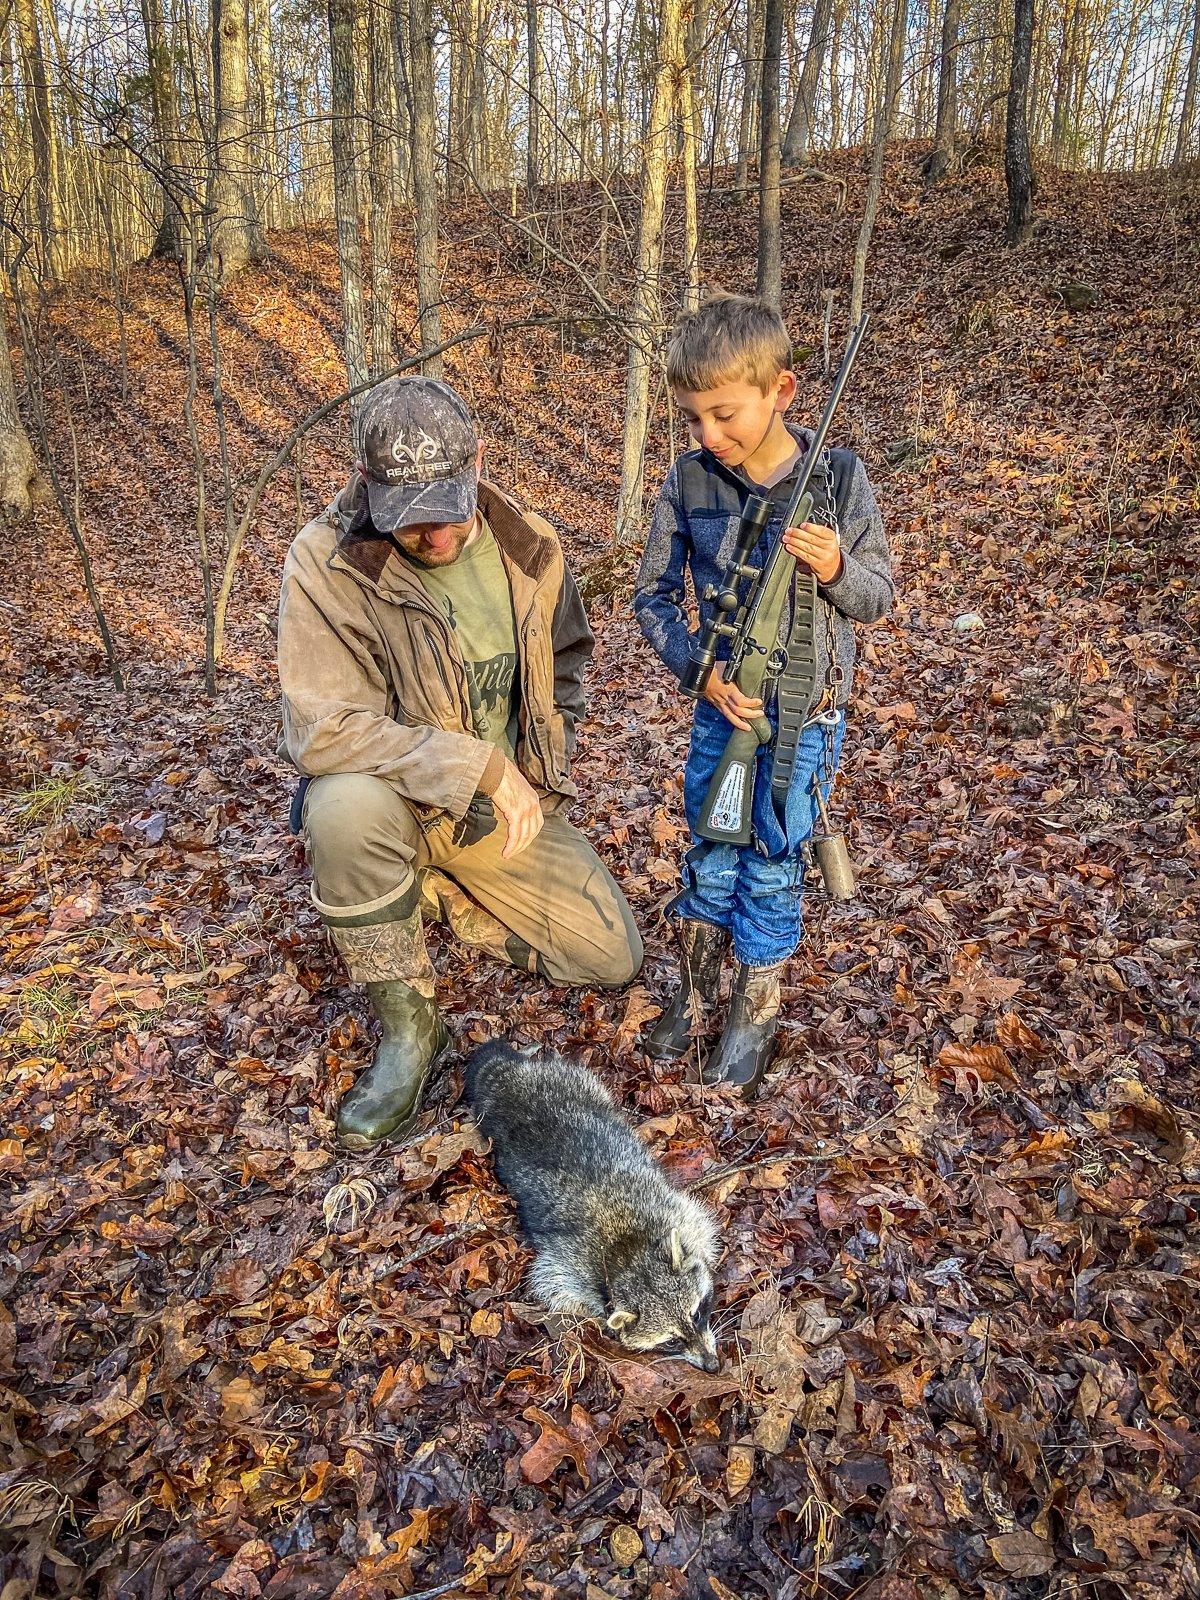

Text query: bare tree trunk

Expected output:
[178,238,217,692]
[1049,0,1079,164]
[849,0,905,327]
[251,0,280,229]
[463,0,486,186]
[598,0,611,292]
[829,0,845,147]
[391,0,413,200]
[757,0,783,309]
[0,296,38,524]
[210,0,266,277]
[1175,0,1200,164]
[615,0,687,542]
[139,0,185,257]
[408,0,443,374]
[680,44,701,312]
[328,0,370,400]
[783,0,833,165]
[526,0,540,199]
[14,0,64,279]
[736,0,763,188]
[369,0,396,375]
[1006,0,1036,244]
[924,0,961,180]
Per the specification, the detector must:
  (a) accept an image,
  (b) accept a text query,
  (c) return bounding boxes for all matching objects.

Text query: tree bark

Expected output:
[615,0,687,542]
[14,0,64,279]
[849,0,905,327]
[1175,0,1200,165]
[328,0,370,401]
[209,0,266,278]
[407,0,443,374]
[1006,0,1036,244]
[0,296,38,524]
[782,0,833,165]
[757,0,784,309]
[924,0,961,180]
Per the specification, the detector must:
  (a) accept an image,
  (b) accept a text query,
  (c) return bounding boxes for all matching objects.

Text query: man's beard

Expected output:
[394,519,475,567]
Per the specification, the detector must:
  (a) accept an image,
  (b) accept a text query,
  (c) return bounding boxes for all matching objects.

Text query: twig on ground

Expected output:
[690,1088,917,1191]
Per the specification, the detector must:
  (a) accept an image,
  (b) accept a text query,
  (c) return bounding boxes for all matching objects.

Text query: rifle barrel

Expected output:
[743,314,871,617]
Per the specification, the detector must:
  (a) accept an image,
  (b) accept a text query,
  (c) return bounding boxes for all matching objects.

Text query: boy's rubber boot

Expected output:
[336,979,450,1150]
[702,959,784,1097]
[642,918,730,1061]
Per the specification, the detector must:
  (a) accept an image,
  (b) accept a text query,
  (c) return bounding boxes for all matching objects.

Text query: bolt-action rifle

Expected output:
[679,315,870,849]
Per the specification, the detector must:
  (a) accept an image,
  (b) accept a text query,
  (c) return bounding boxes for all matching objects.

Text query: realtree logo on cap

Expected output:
[377,426,457,484]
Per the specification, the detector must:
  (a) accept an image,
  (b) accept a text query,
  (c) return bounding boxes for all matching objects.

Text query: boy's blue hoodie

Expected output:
[634,423,893,702]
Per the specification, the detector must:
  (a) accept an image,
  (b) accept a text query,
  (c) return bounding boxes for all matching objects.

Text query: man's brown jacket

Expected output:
[278,478,594,821]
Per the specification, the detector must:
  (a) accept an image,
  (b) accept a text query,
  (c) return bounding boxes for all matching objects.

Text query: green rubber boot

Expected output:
[336,979,450,1150]
[323,896,449,1149]
[702,960,784,1098]
[642,918,730,1062]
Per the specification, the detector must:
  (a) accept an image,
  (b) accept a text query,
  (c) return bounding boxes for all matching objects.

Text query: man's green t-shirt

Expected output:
[413,520,520,756]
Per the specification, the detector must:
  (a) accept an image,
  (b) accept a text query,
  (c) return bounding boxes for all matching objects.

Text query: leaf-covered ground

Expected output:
[2,148,1198,1599]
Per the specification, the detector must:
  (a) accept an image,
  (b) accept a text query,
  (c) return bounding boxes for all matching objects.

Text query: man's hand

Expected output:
[782,521,842,584]
[491,760,545,859]
[702,662,764,733]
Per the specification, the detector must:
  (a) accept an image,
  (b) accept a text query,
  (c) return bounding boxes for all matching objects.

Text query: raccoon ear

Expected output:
[669,1230,684,1273]
[606,1307,639,1333]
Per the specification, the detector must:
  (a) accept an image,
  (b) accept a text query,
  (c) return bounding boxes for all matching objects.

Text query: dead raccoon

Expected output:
[465,1041,720,1371]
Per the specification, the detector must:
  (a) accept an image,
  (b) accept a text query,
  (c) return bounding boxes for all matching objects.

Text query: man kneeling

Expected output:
[277,376,642,1148]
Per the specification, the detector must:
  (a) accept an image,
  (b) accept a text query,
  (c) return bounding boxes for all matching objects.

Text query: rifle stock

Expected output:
[694,489,813,843]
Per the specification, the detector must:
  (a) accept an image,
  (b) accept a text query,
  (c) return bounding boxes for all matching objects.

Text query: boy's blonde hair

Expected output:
[666,293,792,395]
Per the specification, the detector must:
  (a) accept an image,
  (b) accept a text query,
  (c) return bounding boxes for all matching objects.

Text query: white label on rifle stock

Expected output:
[708,764,749,834]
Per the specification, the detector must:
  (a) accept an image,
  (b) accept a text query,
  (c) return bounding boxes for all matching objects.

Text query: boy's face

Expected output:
[673,370,797,470]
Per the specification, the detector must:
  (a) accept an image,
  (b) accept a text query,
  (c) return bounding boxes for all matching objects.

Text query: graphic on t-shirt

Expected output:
[441,595,517,719]
[412,523,521,757]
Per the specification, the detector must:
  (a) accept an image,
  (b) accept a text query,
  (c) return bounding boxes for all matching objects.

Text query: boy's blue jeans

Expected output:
[671,700,846,967]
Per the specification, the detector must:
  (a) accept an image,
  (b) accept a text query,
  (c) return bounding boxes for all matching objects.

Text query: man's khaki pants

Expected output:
[302,774,642,991]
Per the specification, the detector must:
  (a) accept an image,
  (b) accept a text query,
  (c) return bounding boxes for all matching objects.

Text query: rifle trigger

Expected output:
[767,648,789,676]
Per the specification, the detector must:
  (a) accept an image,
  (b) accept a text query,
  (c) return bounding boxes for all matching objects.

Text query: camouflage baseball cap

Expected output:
[356,376,479,531]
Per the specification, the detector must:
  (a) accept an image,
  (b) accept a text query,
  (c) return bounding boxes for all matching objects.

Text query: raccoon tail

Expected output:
[463,1039,528,1112]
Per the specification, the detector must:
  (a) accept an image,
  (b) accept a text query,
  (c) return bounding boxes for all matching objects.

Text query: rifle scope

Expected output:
[680,494,772,699]
[679,312,870,703]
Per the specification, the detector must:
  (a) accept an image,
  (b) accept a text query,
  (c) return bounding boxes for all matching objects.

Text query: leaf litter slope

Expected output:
[0,151,1197,1598]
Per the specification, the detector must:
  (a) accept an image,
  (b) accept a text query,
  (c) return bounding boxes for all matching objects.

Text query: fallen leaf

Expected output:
[725,1445,754,1498]
[988,1528,1054,1576]
[519,1403,597,1484]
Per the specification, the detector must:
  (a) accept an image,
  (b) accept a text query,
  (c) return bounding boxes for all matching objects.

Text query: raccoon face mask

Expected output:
[605,1230,719,1373]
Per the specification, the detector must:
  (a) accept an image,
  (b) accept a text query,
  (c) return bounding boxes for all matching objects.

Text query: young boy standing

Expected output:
[634,294,894,1095]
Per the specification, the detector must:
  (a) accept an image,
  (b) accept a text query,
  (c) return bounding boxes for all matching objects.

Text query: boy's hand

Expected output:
[783,521,842,584]
[492,761,545,859]
[702,663,765,733]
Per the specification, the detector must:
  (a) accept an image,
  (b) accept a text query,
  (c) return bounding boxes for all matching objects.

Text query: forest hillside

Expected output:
[1,150,1198,1598]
